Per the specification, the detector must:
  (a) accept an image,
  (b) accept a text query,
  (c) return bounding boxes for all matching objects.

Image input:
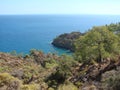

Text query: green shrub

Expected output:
[106,74,120,90]
[58,83,78,90]
[45,55,77,89]
[48,87,55,90]
[0,73,21,90]
[21,84,40,90]
[0,66,9,72]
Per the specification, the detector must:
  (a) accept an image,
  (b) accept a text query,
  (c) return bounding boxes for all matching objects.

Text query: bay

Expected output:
[0,15,120,54]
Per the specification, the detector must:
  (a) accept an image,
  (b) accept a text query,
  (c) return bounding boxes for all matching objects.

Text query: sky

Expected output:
[0,0,120,15]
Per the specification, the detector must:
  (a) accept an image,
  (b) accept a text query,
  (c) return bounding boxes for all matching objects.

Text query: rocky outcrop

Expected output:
[0,51,59,89]
[0,51,120,90]
[69,58,120,89]
[52,32,83,51]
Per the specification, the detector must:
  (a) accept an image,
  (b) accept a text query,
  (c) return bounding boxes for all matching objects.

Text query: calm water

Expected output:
[0,15,120,54]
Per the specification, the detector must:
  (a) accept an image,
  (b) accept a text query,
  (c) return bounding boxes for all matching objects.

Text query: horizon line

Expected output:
[0,13,120,16]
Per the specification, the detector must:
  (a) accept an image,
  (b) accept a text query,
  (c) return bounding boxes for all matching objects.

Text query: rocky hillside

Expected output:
[52,32,83,51]
[0,50,60,90]
[0,50,120,90]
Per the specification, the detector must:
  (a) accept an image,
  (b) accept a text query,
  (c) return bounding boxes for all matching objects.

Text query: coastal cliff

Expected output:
[52,32,83,51]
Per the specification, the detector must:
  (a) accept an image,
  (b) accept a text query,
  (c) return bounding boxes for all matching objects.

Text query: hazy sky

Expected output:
[0,0,120,15]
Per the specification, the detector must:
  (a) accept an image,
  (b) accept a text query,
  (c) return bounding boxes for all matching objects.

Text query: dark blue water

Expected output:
[0,15,120,54]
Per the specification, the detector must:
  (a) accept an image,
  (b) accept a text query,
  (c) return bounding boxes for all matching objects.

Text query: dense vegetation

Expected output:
[75,26,120,63]
[0,23,120,90]
[52,32,83,51]
[52,23,120,52]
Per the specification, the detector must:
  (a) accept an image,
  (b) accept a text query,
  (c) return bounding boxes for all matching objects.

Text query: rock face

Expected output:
[52,32,83,51]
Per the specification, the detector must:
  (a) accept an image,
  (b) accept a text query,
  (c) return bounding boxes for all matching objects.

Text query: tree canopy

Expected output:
[75,26,120,63]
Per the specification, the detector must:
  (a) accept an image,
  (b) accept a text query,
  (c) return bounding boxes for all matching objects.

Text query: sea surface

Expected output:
[0,15,120,55]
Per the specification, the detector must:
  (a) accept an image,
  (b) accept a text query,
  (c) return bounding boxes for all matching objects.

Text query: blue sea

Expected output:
[0,15,120,55]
